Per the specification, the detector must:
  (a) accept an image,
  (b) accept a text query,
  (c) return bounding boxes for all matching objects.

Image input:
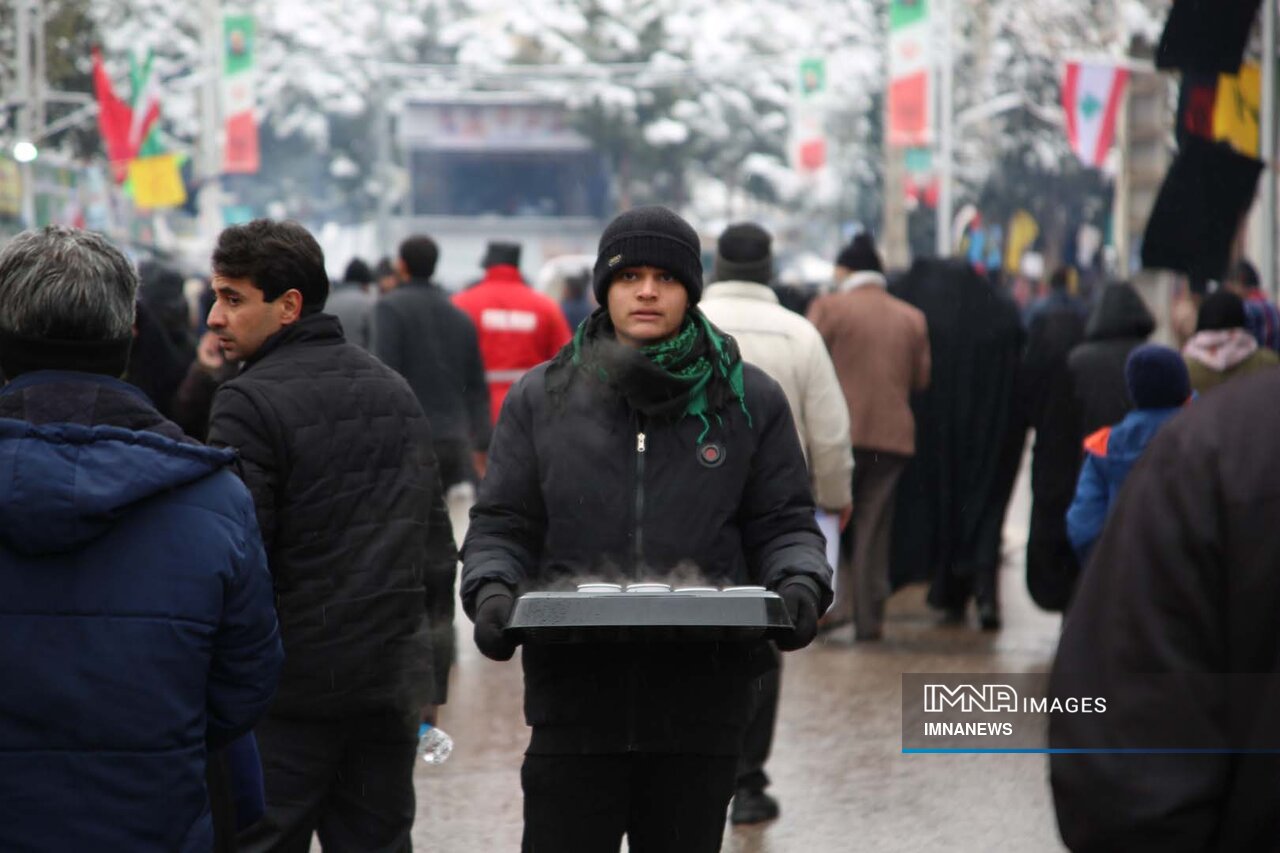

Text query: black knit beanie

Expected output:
[1125,344,1190,409]
[1196,290,1246,332]
[713,223,773,285]
[836,233,884,273]
[593,206,703,305]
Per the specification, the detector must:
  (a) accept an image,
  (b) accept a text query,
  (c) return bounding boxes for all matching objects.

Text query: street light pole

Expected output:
[935,0,954,257]
[197,0,224,245]
[14,0,36,228]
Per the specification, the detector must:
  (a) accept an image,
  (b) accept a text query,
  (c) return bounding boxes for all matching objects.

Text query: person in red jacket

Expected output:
[453,242,573,424]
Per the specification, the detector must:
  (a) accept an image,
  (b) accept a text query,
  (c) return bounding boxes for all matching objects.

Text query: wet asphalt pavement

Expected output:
[410,457,1066,852]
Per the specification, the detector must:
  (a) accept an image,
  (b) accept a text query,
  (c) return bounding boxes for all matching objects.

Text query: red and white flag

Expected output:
[1062,61,1129,169]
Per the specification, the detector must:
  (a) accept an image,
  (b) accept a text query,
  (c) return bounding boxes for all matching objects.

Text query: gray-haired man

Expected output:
[0,226,282,851]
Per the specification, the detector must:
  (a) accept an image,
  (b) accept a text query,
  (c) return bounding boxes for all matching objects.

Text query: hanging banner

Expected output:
[790,56,829,173]
[222,12,260,174]
[1213,62,1261,158]
[128,154,188,209]
[888,0,931,147]
[1062,61,1129,169]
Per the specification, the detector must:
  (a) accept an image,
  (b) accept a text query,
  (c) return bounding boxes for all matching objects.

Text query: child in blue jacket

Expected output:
[1067,344,1191,563]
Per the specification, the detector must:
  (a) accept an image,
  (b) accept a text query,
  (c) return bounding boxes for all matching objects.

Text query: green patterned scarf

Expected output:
[548,307,751,442]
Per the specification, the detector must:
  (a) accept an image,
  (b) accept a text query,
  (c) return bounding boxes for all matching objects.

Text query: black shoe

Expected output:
[730,788,780,825]
[978,601,1002,631]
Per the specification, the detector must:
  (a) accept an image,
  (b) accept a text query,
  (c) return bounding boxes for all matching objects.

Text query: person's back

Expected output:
[326,258,378,350]
[1182,289,1280,396]
[1067,281,1155,435]
[453,244,572,423]
[213,318,450,715]
[0,228,281,852]
[373,235,491,486]
[1050,367,1280,851]
[1066,345,1190,565]
[1225,259,1280,353]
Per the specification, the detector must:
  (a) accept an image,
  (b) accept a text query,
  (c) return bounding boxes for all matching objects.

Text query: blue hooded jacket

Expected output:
[1066,405,1183,562]
[0,372,282,852]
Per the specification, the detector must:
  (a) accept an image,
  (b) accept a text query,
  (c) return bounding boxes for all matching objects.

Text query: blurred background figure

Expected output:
[1182,290,1279,396]
[808,232,929,640]
[1224,259,1280,353]
[453,241,572,425]
[560,270,595,331]
[890,258,1023,630]
[327,257,378,349]
[1067,280,1156,438]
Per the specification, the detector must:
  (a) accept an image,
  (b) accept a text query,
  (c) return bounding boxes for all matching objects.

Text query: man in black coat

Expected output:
[1049,368,1280,851]
[205,220,457,853]
[461,206,832,853]
[373,234,491,488]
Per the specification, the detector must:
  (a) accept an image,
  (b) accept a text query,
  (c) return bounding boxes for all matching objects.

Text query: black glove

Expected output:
[473,584,518,661]
[775,577,820,652]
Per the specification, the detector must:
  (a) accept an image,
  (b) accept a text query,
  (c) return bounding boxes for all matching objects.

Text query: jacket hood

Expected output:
[0,374,236,555]
[1086,283,1155,342]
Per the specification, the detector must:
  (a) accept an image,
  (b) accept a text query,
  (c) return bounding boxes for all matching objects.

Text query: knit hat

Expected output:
[835,233,883,273]
[713,223,773,285]
[593,206,703,305]
[1196,290,1246,332]
[481,241,522,269]
[1125,344,1191,409]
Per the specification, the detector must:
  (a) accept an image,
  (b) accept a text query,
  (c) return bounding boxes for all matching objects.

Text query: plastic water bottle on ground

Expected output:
[418,723,453,765]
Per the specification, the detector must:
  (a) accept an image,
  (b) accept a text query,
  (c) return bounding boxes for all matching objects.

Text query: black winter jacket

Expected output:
[461,361,831,756]
[372,279,491,451]
[1067,282,1155,436]
[208,313,456,718]
[1050,369,1280,851]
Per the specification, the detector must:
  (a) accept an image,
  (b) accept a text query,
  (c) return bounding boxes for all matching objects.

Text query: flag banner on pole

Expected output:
[1142,135,1263,282]
[1213,62,1262,158]
[127,154,187,209]
[888,0,931,147]
[222,13,260,174]
[1062,61,1129,169]
[1156,0,1262,75]
[1177,70,1219,146]
[790,56,828,173]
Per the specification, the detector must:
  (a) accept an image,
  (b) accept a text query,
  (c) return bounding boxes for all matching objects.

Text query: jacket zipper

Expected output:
[627,415,646,751]
[633,419,646,578]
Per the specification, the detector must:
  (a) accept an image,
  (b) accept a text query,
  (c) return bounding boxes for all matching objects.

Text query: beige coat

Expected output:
[701,281,854,510]
[807,274,930,456]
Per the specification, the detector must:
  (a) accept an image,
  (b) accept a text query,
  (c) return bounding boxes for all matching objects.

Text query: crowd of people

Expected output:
[1,204,1278,851]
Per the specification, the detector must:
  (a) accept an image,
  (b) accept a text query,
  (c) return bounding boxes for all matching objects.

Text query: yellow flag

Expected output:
[1214,63,1261,158]
[127,154,187,209]
[1004,210,1039,274]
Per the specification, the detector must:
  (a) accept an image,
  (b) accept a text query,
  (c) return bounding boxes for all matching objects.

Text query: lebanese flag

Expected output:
[1062,61,1129,169]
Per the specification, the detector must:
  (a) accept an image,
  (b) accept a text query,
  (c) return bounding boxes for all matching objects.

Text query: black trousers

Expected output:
[237,712,418,853]
[521,753,739,853]
[736,643,782,793]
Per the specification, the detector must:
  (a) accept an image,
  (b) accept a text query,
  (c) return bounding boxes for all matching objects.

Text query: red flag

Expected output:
[92,48,135,184]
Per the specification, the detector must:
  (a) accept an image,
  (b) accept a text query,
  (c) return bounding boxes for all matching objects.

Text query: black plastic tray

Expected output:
[504,590,793,644]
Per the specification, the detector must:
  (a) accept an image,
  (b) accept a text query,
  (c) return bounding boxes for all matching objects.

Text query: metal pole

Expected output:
[15,0,35,229]
[1262,0,1278,299]
[197,0,223,246]
[373,5,395,252]
[934,0,954,257]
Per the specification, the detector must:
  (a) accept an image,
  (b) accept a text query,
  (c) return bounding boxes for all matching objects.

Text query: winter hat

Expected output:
[713,223,773,285]
[593,205,703,305]
[481,241,522,269]
[1125,344,1191,410]
[836,233,883,273]
[343,258,373,284]
[1196,290,1247,332]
